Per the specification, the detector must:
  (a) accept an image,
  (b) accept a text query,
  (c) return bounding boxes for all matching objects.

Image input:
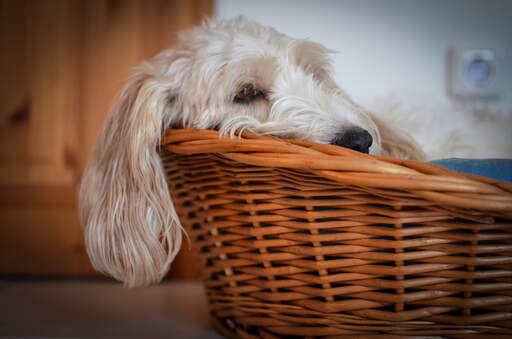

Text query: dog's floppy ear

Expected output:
[79,50,187,287]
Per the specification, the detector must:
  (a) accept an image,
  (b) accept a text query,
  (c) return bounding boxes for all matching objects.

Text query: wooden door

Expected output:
[0,0,211,278]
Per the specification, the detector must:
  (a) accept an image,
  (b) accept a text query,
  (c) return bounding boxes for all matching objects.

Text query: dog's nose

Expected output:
[331,128,373,153]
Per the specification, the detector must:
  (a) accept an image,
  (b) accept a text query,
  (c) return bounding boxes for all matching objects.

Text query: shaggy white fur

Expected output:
[79,16,508,287]
[369,94,512,160]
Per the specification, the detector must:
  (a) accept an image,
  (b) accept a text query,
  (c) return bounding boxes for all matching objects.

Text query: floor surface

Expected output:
[0,279,223,338]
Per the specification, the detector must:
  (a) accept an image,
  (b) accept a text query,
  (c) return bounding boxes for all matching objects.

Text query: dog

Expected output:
[79,16,509,287]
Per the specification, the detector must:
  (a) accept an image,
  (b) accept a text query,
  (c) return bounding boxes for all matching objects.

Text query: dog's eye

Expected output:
[234,84,264,103]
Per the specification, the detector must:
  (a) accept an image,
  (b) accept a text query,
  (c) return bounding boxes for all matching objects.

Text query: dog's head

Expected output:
[80,17,415,287]
[166,17,380,153]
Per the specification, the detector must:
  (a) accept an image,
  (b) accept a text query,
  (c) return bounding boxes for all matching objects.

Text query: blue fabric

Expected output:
[430,158,512,183]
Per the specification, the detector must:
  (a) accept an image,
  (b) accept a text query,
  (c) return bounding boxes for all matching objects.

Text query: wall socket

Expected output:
[446,46,508,100]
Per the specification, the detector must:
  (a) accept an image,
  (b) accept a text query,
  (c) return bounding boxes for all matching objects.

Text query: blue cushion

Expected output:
[430,158,512,183]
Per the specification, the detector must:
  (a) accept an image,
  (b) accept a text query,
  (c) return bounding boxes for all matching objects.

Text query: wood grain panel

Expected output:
[0,0,31,172]
[0,0,81,185]
[0,207,94,275]
[0,0,211,278]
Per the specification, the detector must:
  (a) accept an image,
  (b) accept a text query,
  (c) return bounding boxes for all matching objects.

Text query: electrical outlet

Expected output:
[446,46,508,100]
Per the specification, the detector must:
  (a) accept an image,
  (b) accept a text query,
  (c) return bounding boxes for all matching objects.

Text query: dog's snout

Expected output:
[331,128,373,153]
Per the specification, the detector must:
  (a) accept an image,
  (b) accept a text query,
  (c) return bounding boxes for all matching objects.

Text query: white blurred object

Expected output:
[369,94,512,160]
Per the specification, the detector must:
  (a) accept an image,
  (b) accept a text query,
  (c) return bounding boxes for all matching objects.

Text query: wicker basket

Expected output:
[161,128,512,337]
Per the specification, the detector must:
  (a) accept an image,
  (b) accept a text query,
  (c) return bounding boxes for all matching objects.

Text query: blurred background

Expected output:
[1,0,511,281]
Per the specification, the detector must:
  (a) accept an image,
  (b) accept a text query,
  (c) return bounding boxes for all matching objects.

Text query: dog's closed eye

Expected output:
[234,84,265,104]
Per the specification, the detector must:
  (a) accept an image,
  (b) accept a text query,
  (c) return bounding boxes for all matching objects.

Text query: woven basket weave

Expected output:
[161,128,512,337]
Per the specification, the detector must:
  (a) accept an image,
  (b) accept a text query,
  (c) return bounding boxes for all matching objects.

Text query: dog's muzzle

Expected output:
[331,127,373,154]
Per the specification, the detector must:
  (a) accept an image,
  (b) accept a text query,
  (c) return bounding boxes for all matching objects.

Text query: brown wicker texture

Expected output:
[161,129,512,337]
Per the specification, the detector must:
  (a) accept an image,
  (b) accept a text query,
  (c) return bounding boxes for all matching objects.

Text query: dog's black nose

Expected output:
[331,128,373,153]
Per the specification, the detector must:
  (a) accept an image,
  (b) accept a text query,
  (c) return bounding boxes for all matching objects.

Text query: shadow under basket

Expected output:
[161,129,512,337]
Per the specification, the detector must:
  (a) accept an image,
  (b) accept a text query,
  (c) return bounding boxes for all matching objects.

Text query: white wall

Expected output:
[216,0,512,115]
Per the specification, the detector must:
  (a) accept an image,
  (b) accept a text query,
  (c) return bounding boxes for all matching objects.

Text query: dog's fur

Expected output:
[79,17,509,287]
[369,95,512,160]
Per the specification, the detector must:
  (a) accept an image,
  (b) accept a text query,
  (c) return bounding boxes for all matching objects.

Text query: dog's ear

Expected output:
[372,116,426,161]
[79,51,187,287]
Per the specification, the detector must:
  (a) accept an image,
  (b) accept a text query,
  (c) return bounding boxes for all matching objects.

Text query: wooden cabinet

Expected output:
[0,0,210,278]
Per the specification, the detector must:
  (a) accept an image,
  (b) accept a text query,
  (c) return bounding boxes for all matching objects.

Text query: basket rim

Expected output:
[162,128,512,216]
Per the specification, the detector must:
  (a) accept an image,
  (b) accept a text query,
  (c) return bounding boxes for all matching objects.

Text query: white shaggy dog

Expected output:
[79,17,508,287]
